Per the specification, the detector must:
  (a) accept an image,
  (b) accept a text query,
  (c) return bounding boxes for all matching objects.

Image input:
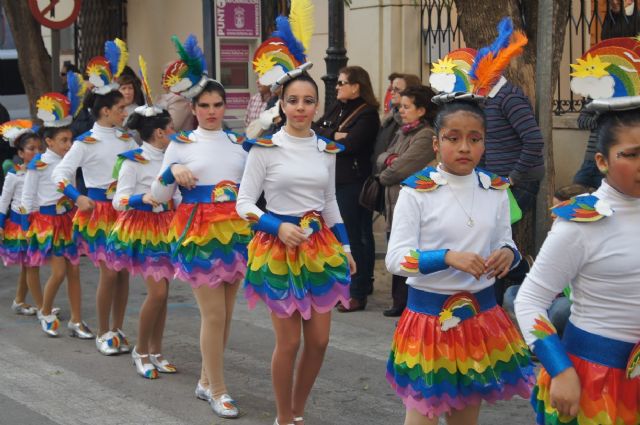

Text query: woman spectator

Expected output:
[376,85,438,317]
[315,65,380,312]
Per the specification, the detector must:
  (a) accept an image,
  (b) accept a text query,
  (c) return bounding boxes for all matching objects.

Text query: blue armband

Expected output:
[128,194,145,209]
[330,223,350,246]
[502,245,522,270]
[0,212,6,228]
[532,334,573,378]
[254,213,283,236]
[418,249,449,274]
[158,165,176,185]
[63,184,81,202]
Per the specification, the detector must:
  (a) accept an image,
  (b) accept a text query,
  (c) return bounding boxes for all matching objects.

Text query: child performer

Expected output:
[151,35,251,418]
[52,39,137,354]
[108,56,178,379]
[236,64,356,425]
[515,39,640,425]
[23,90,93,338]
[385,98,534,425]
[0,120,42,316]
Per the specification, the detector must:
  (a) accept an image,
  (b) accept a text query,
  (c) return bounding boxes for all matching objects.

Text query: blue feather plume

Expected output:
[469,17,514,81]
[184,34,207,75]
[67,72,84,117]
[104,40,120,76]
[271,16,306,63]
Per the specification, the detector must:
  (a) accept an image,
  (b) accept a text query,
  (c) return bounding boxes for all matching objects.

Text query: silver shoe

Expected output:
[210,393,239,418]
[39,312,60,337]
[52,307,61,316]
[11,300,37,316]
[115,329,131,353]
[195,382,211,401]
[68,321,95,339]
[132,347,159,379]
[149,353,177,373]
[95,331,120,355]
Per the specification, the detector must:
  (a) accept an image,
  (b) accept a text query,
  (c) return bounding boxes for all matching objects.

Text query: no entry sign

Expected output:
[28,0,82,30]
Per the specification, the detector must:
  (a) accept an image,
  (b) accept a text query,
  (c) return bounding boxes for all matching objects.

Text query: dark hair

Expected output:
[340,65,380,109]
[39,125,72,142]
[119,66,145,105]
[596,108,640,156]
[193,79,226,104]
[125,109,172,140]
[554,183,594,201]
[388,72,402,82]
[14,132,41,151]
[84,89,124,121]
[399,85,439,125]
[433,100,486,135]
[396,73,422,88]
[278,73,319,125]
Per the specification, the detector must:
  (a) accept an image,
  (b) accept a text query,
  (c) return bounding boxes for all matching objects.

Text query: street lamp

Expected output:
[323,0,349,108]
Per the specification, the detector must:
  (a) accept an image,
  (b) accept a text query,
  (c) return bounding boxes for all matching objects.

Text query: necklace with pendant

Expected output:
[448,184,475,227]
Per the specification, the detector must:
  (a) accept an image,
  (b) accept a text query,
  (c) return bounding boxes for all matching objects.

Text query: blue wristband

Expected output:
[159,165,176,185]
[418,249,449,274]
[254,213,283,236]
[63,184,81,202]
[532,334,573,378]
[0,212,6,228]
[330,223,350,246]
[128,194,145,209]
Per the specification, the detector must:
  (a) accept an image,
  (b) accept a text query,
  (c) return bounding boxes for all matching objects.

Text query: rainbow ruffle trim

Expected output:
[73,201,119,266]
[244,226,351,320]
[25,211,79,266]
[0,218,27,266]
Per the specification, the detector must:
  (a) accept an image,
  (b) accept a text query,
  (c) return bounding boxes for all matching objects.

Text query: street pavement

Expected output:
[0,259,536,425]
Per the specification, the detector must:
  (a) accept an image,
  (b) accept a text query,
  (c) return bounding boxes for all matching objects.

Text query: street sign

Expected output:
[28,0,82,30]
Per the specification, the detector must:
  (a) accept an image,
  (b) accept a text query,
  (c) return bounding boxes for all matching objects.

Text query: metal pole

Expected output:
[203,0,216,79]
[51,29,61,92]
[534,0,555,252]
[322,0,348,108]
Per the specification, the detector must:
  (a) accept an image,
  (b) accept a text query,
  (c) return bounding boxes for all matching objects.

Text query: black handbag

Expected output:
[359,175,385,213]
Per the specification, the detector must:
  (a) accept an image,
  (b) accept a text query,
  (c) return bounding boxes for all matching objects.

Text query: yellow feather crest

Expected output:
[114,38,129,78]
[138,55,153,106]
[289,0,315,52]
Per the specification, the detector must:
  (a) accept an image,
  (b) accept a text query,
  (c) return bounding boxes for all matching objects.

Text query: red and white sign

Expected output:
[28,0,82,30]
[220,44,250,62]
[215,0,260,38]
[225,93,251,110]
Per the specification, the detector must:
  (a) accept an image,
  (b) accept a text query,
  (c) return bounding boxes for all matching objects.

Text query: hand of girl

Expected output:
[346,252,357,275]
[76,195,95,212]
[170,164,198,189]
[549,367,581,418]
[277,223,307,248]
[334,132,347,140]
[485,247,515,279]
[142,193,159,207]
[445,251,485,280]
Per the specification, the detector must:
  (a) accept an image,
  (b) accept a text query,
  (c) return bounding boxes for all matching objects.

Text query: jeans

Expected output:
[573,158,603,189]
[503,285,571,337]
[336,182,375,301]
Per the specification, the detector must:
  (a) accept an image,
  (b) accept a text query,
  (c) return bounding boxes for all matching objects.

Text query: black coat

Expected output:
[314,97,380,186]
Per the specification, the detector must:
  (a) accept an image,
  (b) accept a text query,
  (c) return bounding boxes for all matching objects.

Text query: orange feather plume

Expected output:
[471,31,528,96]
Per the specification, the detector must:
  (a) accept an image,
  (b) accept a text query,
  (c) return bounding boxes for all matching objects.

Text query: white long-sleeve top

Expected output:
[235,129,346,233]
[385,166,517,294]
[22,149,68,213]
[151,127,247,203]
[112,142,180,212]
[0,166,26,217]
[515,180,640,347]
[52,123,137,197]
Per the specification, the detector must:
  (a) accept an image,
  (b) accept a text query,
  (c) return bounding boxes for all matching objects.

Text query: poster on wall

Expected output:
[225,93,251,110]
[215,0,261,38]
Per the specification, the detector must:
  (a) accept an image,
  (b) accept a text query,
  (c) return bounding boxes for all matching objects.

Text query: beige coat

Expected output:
[376,123,436,231]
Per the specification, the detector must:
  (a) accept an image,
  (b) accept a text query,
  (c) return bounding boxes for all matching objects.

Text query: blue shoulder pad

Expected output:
[401,166,445,192]
[552,194,613,222]
[117,148,148,164]
[76,130,97,144]
[170,131,195,144]
[242,135,277,152]
[475,168,510,190]
[317,136,344,154]
[224,130,245,145]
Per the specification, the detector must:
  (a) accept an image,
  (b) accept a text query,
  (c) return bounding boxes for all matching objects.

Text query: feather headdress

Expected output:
[469,17,528,96]
[36,92,73,127]
[86,38,129,95]
[0,120,37,147]
[162,34,219,99]
[134,55,164,117]
[252,0,314,88]
[67,71,87,117]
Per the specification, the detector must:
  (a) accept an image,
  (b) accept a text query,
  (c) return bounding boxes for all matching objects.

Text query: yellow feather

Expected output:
[289,0,315,52]
[115,38,129,78]
[138,55,153,106]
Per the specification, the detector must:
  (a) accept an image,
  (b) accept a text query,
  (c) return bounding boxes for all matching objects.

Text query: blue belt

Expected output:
[9,210,29,230]
[133,201,174,212]
[87,188,109,201]
[268,211,320,225]
[180,185,215,203]
[407,285,497,316]
[39,205,70,215]
[563,321,635,369]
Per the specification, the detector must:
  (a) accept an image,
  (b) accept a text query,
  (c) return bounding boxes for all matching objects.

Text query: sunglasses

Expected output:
[336,80,351,87]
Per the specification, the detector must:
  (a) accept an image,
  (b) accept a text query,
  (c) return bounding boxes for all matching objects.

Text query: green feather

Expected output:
[112,156,126,179]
